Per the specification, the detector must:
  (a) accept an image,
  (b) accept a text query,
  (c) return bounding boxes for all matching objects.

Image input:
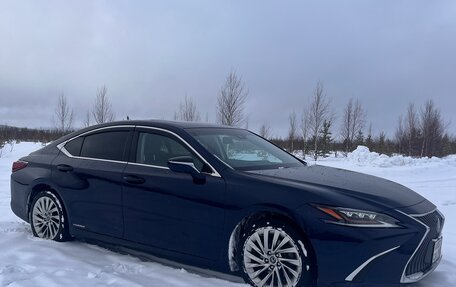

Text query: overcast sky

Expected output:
[1,0,455,138]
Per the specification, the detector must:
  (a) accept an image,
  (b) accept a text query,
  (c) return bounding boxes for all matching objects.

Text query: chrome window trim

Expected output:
[396,209,434,283]
[127,162,169,170]
[127,162,218,178]
[345,245,400,281]
[61,155,127,165]
[57,125,222,178]
[57,125,135,165]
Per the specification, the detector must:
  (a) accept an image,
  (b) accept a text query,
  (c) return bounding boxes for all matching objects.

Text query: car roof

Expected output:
[92,119,243,131]
[46,119,241,148]
[108,119,229,129]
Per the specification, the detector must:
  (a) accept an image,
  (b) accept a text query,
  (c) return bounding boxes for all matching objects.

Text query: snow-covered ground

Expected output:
[0,143,455,286]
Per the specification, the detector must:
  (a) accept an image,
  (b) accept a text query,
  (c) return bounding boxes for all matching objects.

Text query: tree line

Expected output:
[276,85,455,159]
[1,70,455,158]
[0,125,64,156]
[276,90,455,159]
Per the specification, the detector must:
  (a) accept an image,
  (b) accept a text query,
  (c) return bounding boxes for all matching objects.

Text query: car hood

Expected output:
[247,165,427,210]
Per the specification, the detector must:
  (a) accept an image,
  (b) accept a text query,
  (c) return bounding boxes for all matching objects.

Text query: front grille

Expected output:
[405,211,444,276]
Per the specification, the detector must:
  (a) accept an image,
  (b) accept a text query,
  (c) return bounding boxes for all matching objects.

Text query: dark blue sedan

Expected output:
[10,120,444,287]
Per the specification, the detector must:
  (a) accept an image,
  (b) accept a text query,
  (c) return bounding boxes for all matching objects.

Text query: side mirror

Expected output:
[167,156,206,183]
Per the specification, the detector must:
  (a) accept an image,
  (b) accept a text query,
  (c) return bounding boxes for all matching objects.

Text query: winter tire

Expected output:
[30,190,71,242]
[239,219,314,287]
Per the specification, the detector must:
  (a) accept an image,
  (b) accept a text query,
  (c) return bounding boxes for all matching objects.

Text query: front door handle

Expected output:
[57,164,73,172]
[123,175,145,184]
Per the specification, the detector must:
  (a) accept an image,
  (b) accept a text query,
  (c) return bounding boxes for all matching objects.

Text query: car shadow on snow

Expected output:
[80,239,246,284]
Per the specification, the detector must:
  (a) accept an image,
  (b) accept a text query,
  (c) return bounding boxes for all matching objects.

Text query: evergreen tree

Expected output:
[377,131,387,154]
[365,130,373,151]
[318,120,332,157]
[355,130,364,148]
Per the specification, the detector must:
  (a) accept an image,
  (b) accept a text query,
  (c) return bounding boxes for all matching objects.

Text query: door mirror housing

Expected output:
[168,156,206,183]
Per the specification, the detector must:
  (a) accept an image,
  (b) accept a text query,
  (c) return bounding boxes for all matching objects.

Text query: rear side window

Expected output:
[64,137,83,156]
[80,131,129,161]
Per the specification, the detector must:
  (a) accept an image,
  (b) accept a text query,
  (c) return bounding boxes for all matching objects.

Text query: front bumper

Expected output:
[296,207,444,286]
[399,209,445,283]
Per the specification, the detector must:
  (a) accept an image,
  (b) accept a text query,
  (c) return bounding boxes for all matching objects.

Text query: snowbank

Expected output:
[326,146,456,168]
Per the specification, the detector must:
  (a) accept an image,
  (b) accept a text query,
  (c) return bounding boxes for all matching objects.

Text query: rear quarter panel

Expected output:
[10,147,60,222]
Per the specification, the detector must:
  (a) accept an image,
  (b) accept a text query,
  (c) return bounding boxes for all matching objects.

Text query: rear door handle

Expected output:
[123,175,145,184]
[57,164,73,172]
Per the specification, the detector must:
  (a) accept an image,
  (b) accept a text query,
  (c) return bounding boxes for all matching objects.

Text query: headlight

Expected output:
[315,205,400,228]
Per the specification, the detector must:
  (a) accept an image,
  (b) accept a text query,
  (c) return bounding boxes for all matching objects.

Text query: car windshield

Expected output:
[187,128,304,171]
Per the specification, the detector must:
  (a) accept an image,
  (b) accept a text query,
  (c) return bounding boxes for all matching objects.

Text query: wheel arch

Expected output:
[227,206,318,282]
[27,180,69,222]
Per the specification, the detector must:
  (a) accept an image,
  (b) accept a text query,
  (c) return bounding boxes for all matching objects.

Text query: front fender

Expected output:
[222,203,304,273]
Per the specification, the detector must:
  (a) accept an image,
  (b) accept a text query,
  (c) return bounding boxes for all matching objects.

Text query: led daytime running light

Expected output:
[315,205,400,228]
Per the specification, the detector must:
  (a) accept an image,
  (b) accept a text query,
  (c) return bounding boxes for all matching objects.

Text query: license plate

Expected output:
[432,237,443,263]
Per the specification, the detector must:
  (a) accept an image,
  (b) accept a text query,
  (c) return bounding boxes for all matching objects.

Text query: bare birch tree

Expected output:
[365,123,374,150]
[420,100,446,157]
[54,93,74,133]
[216,70,248,127]
[405,103,419,156]
[341,98,365,154]
[92,85,115,124]
[308,81,332,160]
[395,100,448,157]
[396,103,424,156]
[301,107,311,159]
[351,100,365,145]
[83,110,91,127]
[174,95,201,122]
[288,111,297,152]
[341,98,353,153]
[395,115,406,154]
[259,123,272,139]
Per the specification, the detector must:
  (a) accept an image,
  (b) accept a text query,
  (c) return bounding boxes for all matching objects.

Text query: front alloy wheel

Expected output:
[240,220,313,287]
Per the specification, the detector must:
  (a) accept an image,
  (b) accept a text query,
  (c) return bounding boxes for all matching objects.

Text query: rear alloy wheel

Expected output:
[240,219,313,287]
[30,191,70,241]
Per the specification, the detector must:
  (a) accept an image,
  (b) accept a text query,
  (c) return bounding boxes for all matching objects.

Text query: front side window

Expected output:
[80,131,129,161]
[135,132,206,171]
[187,128,304,171]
